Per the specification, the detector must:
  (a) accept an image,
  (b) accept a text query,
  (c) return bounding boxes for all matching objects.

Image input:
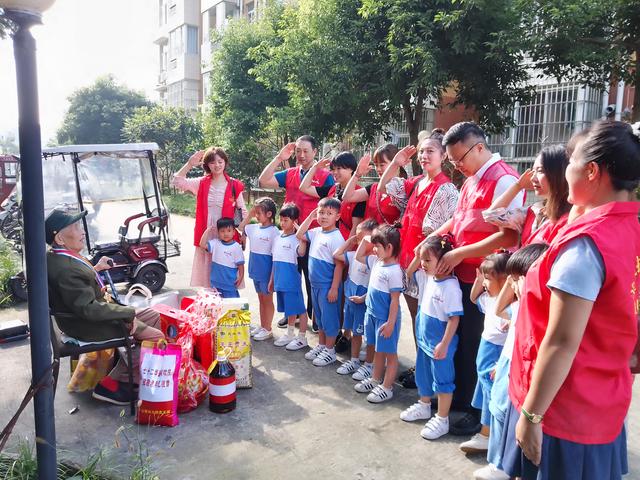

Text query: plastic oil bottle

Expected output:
[208,350,236,413]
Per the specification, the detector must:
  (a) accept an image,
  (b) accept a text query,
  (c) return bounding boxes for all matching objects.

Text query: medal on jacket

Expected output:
[51,248,105,288]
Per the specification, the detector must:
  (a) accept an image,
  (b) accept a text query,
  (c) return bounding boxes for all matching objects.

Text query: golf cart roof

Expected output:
[43,143,159,155]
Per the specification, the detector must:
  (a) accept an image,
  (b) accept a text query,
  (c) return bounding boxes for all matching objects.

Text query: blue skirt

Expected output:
[501,401,628,480]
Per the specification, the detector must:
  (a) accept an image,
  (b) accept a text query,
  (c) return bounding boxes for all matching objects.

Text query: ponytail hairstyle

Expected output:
[370,222,402,257]
[480,249,511,277]
[420,234,454,262]
[538,145,571,221]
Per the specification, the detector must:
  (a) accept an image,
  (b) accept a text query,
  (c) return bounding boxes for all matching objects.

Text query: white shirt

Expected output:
[476,292,508,346]
[474,153,524,209]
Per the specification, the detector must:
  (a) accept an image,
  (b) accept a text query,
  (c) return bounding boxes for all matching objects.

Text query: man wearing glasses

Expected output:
[433,122,524,436]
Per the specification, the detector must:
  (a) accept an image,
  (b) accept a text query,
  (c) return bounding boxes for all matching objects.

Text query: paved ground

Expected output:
[1,214,639,479]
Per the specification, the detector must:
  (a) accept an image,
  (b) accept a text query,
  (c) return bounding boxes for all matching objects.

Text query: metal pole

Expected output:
[8,9,57,478]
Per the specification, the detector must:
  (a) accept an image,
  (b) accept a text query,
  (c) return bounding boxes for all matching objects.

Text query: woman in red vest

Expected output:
[484,145,571,247]
[379,130,458,331]
[172,147,247,287]
[342,144,405,225]
[503,121,640,480]
[299,151,367,239]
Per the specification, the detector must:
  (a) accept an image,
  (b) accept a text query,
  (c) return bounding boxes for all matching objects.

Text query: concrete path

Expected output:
[0,214,638,479]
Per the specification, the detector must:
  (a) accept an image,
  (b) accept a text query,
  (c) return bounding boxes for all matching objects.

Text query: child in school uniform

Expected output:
[459,251,511,454]
[269,203,309,350]
[297,197,346,366]
[199,217,244,298]
[238,197,280,340]
[402,235,463,439]
[353,223,404,403]
[473,243,548,480]
[333,218,379,375]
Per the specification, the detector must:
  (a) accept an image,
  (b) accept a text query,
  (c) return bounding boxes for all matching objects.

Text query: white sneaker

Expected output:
[460,433,490,454]
[473,464,510,480]
[274,333,295,347]
[420,415,449,440]
[312,349,337,367]
[352,364,373,381]
[336,359,360,375]
[304,344,325,361]
[250,324,260,336]
[354,377,379,393]
[252,328,273,341]
[367,385,393,403]
[285,335,308,351]
[400,401,432,422]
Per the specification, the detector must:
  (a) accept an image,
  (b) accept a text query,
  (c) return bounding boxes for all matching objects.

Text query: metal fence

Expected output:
[488,81,603,173]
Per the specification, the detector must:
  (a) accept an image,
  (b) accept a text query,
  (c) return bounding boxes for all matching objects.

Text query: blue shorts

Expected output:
[213,286,239,298]
[343,300,366,336]
[276,290,307,318]
[253,279,271,295]
[311,286,342,337]
[364,312,400,354]
[471,338,504,426]
[415,345,456,397]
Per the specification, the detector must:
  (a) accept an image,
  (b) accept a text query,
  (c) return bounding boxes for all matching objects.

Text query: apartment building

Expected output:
[155,0,266,111]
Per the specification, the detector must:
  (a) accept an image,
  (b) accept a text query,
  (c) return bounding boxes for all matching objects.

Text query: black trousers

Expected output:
[297,250,313,317]
[452,281,483,411]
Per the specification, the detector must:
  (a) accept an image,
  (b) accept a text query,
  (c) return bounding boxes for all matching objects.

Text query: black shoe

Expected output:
[277,316,288,328]
[450,412,482,436]
[401,372,417,389]
[92,382,135,406]
[334,334,351,354]
[399,366,415,382]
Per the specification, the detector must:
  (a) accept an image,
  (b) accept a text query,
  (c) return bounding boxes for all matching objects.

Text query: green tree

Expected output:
[520,0,640,121]
[57,75,151,145]
[204,7,290,185]
[122,105,204,192]
[0,133,19,154]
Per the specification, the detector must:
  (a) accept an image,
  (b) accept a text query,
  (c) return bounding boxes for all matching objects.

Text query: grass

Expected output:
[0,238,21,308]
[164,192,195,218]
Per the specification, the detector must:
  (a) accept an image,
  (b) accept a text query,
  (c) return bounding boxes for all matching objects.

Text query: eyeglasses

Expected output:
[449,142,481,165]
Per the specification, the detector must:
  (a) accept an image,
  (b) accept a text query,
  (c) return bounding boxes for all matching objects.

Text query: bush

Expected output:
[164,193,195,218]
[0,238,21,307]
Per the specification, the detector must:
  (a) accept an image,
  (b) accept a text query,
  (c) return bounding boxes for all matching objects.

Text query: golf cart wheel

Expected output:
[134,264,166,293]
[9,273,28,302]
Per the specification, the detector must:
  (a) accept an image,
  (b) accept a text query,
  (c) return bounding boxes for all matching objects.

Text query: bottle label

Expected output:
[209,376,236,404]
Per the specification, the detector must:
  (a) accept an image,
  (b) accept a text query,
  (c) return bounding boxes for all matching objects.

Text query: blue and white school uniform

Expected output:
[207,239,245,298]
[472,293,508,426]
[487,301,517,470]
[245,224,279,294]
[364,258,404,353]
[343,252,376,336]
[272,233,306,317]
[413,270,464,397]
[306,227,345,337]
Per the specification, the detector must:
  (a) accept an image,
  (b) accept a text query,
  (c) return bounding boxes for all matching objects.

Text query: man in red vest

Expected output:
[259,135,335,330]
[433,122,523,436]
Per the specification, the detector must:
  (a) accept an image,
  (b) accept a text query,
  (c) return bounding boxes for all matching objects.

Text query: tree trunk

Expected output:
[633,50,640,122]
[402,92,425,175]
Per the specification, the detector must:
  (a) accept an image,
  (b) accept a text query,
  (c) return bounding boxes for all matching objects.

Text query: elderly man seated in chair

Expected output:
[45,208,164,405]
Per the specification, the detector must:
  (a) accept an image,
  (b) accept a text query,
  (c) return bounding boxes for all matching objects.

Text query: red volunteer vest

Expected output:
[284,166,331,226]
[509,202,640,444]
[194,173,244,247]
[328,184,362,240]
[450,159,520,283]
[521,209,569,247]
[399,172,451,269]
[365,182,401,225]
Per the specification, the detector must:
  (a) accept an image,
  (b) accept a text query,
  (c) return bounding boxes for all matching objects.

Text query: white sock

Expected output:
[435,414,449,422]
[287,325,294,336]
[326,347,335,354]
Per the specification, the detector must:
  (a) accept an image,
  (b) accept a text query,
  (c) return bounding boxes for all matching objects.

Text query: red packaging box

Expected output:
[178,296,215,370]
[151,304,184,342]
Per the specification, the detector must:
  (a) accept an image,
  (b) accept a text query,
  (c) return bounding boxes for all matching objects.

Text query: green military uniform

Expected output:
[47,251,136,342]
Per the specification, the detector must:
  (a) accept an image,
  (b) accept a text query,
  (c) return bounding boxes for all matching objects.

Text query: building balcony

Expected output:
[155,71,168,92]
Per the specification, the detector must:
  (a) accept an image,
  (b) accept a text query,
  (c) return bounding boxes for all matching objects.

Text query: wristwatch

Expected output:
[521,407,544,424]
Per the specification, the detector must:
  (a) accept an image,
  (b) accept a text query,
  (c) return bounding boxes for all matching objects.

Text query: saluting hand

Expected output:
[278,143,296,164]
[392,145,417,167]
[356,154,372,176]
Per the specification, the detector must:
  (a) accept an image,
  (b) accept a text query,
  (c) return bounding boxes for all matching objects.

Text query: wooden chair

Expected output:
[49,312,136,415]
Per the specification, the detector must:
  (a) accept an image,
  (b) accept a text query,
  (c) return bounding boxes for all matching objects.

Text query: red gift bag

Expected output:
[136,340,181,427]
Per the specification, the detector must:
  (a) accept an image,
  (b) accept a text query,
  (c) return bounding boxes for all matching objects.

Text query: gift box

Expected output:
[152,304,185,342]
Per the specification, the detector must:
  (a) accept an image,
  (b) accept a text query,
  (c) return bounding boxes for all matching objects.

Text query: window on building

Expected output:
[186,25,198,55]
[169,26,183,58]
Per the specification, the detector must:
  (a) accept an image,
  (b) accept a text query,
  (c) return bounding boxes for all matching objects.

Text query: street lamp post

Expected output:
[1,1,56,478]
